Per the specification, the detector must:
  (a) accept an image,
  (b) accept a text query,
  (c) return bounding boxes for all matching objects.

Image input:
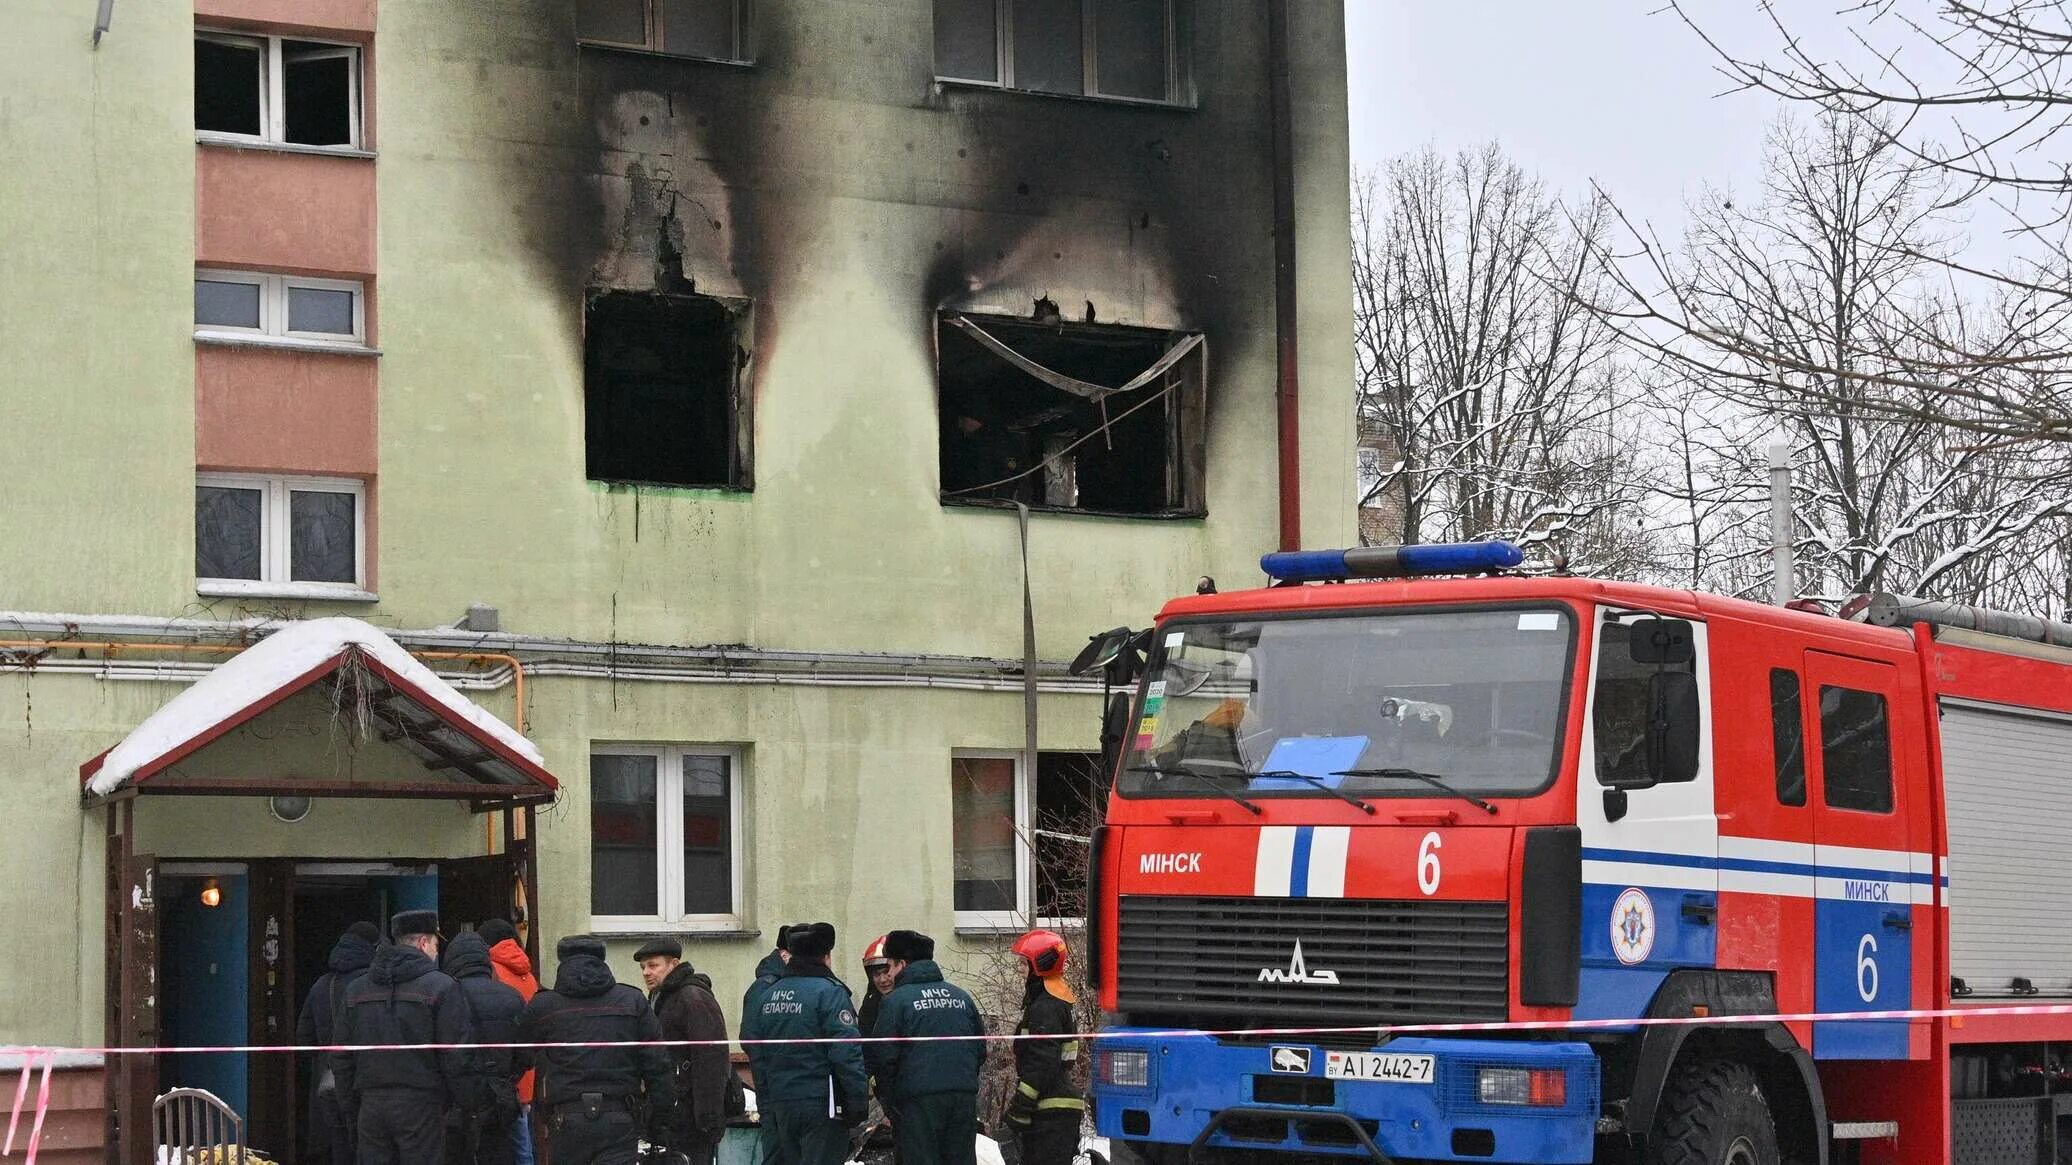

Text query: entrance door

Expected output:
[1805,651,1923,1060]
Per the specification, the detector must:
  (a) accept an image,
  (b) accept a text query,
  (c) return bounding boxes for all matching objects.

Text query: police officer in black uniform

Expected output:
[332,910,480,1165]
[740,922,869,1165]
[515,935,675,1165]
[865,931,985,1165]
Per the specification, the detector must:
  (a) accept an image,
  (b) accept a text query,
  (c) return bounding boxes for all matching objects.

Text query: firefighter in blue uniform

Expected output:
[740,922,870,1165]
[864,931,985,1165]
[1003,930,1083,1165]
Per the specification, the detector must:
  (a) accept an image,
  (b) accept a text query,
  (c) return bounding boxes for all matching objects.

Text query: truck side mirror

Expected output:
[1628,617,1695,665]
[1645,671,1701,784]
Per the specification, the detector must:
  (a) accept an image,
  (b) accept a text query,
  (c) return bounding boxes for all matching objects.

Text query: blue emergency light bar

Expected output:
[1260,540,1526,583]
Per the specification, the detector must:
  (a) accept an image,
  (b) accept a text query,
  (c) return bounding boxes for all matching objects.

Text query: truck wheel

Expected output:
[1646,1059,1779,1165]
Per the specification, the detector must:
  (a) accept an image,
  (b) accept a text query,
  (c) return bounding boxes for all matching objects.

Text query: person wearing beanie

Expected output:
[295,921,379,1165]
[865,931,985,1165]
[740,922,869,1165]
[331,911,481,1165]
[740,922,808,1090]
[475,919,542,1165]
[513,935,674,1163]
[443,929,527,1165]
[634,938,732,1165]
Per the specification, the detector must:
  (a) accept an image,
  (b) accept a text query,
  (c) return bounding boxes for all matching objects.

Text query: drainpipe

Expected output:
[1268,0,1302,552]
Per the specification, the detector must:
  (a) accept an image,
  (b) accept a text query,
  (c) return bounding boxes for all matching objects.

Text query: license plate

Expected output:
[1324,1051,1435,1084]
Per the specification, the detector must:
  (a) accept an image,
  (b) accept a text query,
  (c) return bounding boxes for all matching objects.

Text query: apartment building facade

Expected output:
[0,0,1354,1158]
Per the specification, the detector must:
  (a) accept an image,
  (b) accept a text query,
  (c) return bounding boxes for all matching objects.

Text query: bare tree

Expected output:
[1637,114,2072,603]
[1598,1,2072,441]
[1353,146,1658,574]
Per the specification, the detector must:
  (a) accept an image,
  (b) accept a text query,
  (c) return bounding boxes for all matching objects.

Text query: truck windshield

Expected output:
[1121,606,1575,801]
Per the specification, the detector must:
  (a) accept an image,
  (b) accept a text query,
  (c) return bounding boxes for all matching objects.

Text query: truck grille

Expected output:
[1115,895,1510,1028]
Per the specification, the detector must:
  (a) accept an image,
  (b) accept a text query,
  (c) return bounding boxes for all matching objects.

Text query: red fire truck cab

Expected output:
[1085,543,2072,1165]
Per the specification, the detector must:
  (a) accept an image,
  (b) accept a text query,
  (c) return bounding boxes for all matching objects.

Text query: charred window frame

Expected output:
[937,313,1206,518]
[583,289,754,491]
[576,0,755,65]
[934,0,1194,106]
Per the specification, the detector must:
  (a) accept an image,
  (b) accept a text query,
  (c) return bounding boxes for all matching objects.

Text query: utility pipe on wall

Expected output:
[1268,0,1302,552]
[1768,440,1794,605]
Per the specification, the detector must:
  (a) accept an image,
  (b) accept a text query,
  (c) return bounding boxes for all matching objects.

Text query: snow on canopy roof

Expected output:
[85,616,545,797]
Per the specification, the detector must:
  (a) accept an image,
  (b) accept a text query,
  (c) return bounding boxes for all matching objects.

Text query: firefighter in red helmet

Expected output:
[1002,930,1083,1165]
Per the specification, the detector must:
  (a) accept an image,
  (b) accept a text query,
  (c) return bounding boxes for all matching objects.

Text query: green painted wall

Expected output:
[0,0,1355,1048]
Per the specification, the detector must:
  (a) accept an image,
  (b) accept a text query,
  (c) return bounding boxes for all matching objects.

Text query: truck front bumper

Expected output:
[1088,1030,1600,1164]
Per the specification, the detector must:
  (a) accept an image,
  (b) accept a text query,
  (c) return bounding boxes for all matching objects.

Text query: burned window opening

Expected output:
[584,289,752,491]
[938,313,1204,517]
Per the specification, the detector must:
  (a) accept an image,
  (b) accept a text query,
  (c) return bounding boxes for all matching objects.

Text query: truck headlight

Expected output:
[1100,1049,1151,1089]
[1476,1067,1567,1107]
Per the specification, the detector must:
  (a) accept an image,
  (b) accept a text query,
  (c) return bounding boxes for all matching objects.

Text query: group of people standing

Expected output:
[298,915,1084,1165]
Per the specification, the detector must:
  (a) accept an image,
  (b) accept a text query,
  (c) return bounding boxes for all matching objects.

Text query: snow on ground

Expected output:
[88,617,542,796]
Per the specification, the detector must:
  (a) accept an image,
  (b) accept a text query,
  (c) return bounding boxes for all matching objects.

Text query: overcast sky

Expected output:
[1345,2,1787,237]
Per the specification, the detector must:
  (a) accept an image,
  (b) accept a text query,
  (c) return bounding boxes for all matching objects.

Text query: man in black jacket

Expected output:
[296,920,377,1165]
[446,930,527,1165]
[636,938,732,1165]
[332,911,480,1165]
[515,935,674,1165]
[865,932,984,1165]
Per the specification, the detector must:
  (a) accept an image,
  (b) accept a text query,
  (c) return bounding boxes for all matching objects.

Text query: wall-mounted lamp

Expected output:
[270,795,312,824]
[200,879,223,909]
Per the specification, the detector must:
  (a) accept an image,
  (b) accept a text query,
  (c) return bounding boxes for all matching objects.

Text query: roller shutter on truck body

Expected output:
[1941,699,2072,994]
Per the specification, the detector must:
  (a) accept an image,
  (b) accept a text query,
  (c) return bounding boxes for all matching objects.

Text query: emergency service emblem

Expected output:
[1611,887,1656,965]
[1269,1046,1312,1074]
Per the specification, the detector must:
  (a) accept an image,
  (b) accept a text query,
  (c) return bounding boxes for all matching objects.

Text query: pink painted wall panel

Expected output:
[195,345,378,478]
[194,0,375,34]
[196,147,376,278]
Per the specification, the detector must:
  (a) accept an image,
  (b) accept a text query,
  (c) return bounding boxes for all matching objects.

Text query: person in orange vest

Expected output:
[1001,931,1084,1165]
[479,920,541,1165]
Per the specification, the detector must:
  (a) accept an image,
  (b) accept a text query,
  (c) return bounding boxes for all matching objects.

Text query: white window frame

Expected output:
[195,30,364,150]
[195,269,366,348]
[952,749,1036,930]
[577,0,754,65]
[935,0,1186,106]
[195,472,368,595]
[589,743,748,933]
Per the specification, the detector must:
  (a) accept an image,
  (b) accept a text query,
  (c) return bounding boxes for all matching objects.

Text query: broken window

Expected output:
[1035,751,1107,923]
[584,289,753,490]
[577,0,753,63]
[934,0,1188,103]
[195,32,363,149]
[952,749,1108,927]
[938,312,1205,516]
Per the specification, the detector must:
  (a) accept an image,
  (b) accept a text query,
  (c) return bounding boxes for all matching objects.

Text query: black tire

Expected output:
[1645,1059,1780,1165]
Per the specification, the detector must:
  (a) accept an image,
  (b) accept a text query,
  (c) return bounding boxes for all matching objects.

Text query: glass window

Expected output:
[1771,669,1806,806]
[1012,0,1084,94]
[289,490,357,583]
[590,753,661,917]
[287,286,356,336]
[935,0,999,80]
[952,755,1018,913]
[578,0,649,45]
[195,485,263,581]
[661,0,735,60]
[1120,608,1574,801]
[1592,618,1699,786]
[682,752,734,915]
[195,278,262,330]
[1821,686,1893,813]
[578,0,749,60]
[1094,0,1166,99]
[195,37,263,137]
[282,45,355,147]
[591,745,744,926]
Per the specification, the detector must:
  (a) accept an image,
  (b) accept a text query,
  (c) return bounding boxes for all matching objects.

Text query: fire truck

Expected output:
[1081,542,2072,1165]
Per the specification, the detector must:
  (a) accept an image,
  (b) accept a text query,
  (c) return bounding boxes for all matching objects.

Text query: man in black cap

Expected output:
[635,938,731,1165]
[332,911,480,1165]
[740,922,868,1165]
[296,920,379,1165]
[865,932,985,1165]
[740,923,803,1095]
[514,935,674,1164]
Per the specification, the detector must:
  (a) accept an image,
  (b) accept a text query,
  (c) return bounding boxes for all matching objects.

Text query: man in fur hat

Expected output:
[865,931,985,1165]
[739,922,868,1165]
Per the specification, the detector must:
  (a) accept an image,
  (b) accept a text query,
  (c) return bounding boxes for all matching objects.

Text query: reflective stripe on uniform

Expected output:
[1036,1098,1085,1112]
[1016,1082,1040,1099]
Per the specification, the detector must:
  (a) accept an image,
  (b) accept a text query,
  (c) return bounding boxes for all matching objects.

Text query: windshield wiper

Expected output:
[1249,770,1377,815]
[1332,768,1499,816]
[1127,762,1263,815]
